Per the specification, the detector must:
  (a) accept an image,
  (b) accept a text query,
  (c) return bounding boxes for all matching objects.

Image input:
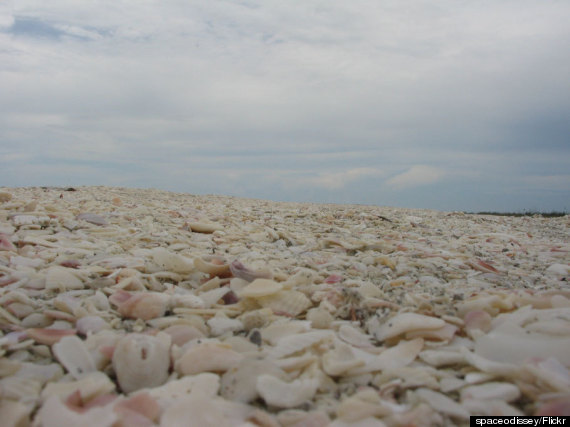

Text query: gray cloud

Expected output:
[1,0,569,211]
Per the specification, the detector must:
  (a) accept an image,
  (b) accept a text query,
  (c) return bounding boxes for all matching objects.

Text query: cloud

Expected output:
[386,166,445,190]
[301,168,385,190]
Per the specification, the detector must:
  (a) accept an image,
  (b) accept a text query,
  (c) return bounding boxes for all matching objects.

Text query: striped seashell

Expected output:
[257,290,312,317]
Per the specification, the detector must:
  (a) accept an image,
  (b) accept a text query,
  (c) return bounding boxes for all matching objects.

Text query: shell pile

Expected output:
[0,186,569,426]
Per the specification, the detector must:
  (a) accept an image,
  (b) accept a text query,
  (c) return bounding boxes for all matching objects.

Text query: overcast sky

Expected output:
[1,0,569,212]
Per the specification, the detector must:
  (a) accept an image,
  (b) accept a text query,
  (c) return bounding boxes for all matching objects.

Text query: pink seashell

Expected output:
[60,259,81,268]
[26,328,77,345]
[464,310,493,333]
[0,233,16,251]
[230,260,273,282]
[109,290,168,320]
[324,274,342,284]
[113,392,160,423]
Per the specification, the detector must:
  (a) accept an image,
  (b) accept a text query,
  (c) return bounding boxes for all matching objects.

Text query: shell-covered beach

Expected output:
[0,186,569,426]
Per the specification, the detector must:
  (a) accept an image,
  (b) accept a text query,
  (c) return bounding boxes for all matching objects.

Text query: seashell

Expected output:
[256,375,319,408]
[170,293,205,309]
[109,290,169,320]
[112,333,170,393]
[238,278,283,298]
[464,309,493,335]
[257,290,312,317]
[45,266,84,291]
[338,324,373,348]
[36,394,118,427]
[306,307,334,329]
[77,212,108,226]
[41,371,115,402]
[406,323,458,341]
[534,396,570,416]
[14,361,64,385]
[26,328,77,345]
[372,312,445,342]
[186,221,223,233]
[239,308,274,331]
[207,314,243,336]
[150,247,194,273]
[460,382,521,402]
[0,399,30,427]
[419,349,466,367]
[0,233,17,251]
[230,260,273,282]
[197,286,231,308]
[524,357,570,392]
[415,388,470,420]
[147,372,220,402]
[373,366,439,390]
[336,389,401,422]
[53,335,97,379]
[261,320,312,345]
[322,340,364,376]
[21,312,52,328]
[76,315,110,334]
[268,330,334,359]
[221,358,286,403]
[274,353,318,372]
[162,324,205,346]
[347,338,424,375]
[175,341,244,375]
[194,256,230,276]
[0,376,42,405]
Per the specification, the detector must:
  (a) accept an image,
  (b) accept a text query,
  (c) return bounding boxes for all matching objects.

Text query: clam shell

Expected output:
[112,333,171,393]
[194,256,230,276]
[256,375,319,409]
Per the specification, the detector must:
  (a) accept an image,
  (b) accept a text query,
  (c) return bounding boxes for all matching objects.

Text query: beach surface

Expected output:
[1,186,569,425]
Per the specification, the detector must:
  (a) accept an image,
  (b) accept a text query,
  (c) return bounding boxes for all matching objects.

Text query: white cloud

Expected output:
[302,168,385,190]
[386,166,445,190]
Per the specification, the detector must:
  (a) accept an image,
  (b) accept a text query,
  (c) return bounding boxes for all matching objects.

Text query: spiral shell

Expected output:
[112,333,171,393]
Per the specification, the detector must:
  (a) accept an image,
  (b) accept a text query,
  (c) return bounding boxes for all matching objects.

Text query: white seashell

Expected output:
[338,324,373,348]
[261,320,312,345]
[415,388,470,420]
[76,315,110,334]
[336,389,402,422]
[53,335,96,379]
[347,338,424,375]
[0,399,31,427]
[41,371,115,402]
[194,256,230,276]
[239,308,274,331]
[162,324,205,346]
[238,278,282,298]
[462,399,524,416]
[322,340,364,376]
[274,353,318,372]
[170,293,205,309]
[45,266,84,291]
[198,286,231,308]
[419,349,466,367]
[147,373,220,402]
[269,330,334,359]
[109,290,169,320]
[372,312,445,341]
[329,417,388,427]
[175,341,243,375]
[151,247,194,273]
[257,290,312,317]
[221,358,286,403]
[256,375,319,408]
[37,394,117,427]
[0,376,42,406]
[460,382,520,402]
[112,333,170,393]
[207,314,243,336]
[306,307,334,329]
[373,366,439,390]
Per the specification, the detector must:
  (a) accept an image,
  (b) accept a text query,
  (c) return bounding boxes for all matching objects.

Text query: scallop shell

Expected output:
[306,307,334,329]
[52,335,96,379]
[112,333,171,393]
[175,341,243,375]
[256,375,319,409]
[257,290,312,317]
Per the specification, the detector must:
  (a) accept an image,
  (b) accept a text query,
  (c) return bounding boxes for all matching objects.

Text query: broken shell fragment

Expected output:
[112,333,170,393]
[53,335,97,379]
[372,313,445,341]
[175,341,243,375]
[256,375,319,408]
